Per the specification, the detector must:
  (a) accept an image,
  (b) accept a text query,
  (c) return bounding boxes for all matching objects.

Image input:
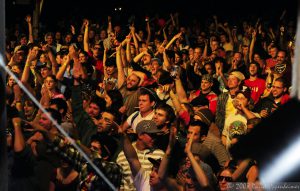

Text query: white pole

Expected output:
[291,0,300,100]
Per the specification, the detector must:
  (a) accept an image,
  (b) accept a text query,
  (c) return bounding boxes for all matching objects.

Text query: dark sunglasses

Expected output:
[218,176,233,182]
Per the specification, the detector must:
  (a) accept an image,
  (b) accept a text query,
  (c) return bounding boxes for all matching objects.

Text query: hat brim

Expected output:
[148,157,161,167]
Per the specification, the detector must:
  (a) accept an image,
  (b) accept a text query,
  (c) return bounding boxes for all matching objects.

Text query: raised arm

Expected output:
[174,74,188,103]
[21,49,36,84]
[25,15,34,43]
[158,125,182,191]
[185,132,212,189]
[116,44,126,89]
[130,25,140,55]
[83,19,89,52]
[165,32,182,50]
[120,133,141,177]
[12,117,25,152]
[56,54,70,81]
[249,30,257,63]
[145,19,151,46]
[125,34,133,62]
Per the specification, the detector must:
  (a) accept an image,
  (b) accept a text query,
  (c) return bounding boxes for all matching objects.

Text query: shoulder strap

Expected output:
[131,111,140,125]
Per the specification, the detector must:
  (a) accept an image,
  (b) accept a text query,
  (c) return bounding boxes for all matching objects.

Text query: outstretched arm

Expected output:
[121,133,141,177]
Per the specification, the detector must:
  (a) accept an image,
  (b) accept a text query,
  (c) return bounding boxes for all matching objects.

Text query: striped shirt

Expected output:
[116,142,165,191]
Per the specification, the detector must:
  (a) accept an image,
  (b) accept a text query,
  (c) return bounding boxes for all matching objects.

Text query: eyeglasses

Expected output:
[218,176,233,182]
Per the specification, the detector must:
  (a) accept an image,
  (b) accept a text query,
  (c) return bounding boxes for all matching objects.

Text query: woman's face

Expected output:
[218,169,233,191]
[45,76,56,91]
[7,76,16,87]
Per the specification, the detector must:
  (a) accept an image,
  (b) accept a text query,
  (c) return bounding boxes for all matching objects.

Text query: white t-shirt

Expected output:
[126,110,155,133]
[223,112,260,149]
[133,168,152,191]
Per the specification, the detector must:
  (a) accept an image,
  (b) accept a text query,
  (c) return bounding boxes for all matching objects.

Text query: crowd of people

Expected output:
[4,9,296,191]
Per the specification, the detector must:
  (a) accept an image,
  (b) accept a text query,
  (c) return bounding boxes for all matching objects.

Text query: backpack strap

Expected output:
[130,111,140,125]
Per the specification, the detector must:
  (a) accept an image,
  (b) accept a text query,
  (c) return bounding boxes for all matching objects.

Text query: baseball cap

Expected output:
[136,120,162,135]
[229,71,245,81]
[190,142,211,159]
[194,108,214,126]
[236,87,251,101]
[148,157,162,167]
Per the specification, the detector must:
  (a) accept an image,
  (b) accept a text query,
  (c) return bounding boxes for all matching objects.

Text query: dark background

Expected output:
[5,0,298,36]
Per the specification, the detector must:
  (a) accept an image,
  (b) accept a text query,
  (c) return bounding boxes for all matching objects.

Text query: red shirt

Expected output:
[244,78,266,104]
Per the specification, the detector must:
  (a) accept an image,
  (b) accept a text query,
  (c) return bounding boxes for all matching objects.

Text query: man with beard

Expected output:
[116,44,143,117]
[152,103,176,151]
[244,62,266,104]
[254,77,290,119]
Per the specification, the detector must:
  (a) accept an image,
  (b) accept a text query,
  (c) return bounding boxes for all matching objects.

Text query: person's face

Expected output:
[100,30,107,39]
[253,54,261,62]
[205,64,213,75]
[218,169,233,191]
[15,51,25,63]
[142,53,151,65]
[90,141,102,155]
[193,48,202,59]
[87,103,101,118]
[233,53,242,63]
[211,41,219,51]
[11,65,21,75]
[46,35,53,44]
[149,166,161,187]
[65,34,72,43]
[77,35,83,42]
[44,76,56,91]
[40,67,51,79]
[242,46,249,55]
[187,125,201,142]
[151,61,161,75]
[235,93,249,109]
[97,112,115,133]
[201,79,213,92]
[39,112,53,130]
[139,94,154,113]
[32,46,40,56]
[272,81,286,98]
[104,94,112,108]
[106,65,116,75]
[20,37,28,45]
[55,32,61,40]
[153,109,168,127]
[276,51,286,65]
[7,76,15,87]
[249,63,258,76]
[92,45,101,58]
[270,47,278,58]
[220,34,227,43]
[126,74,140,90]
[39,53,48,63]
[24,101,35,117]
[227,75,240,89]
[79,53,88,63]
[139,133,156,148]
[175,53,182,64]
